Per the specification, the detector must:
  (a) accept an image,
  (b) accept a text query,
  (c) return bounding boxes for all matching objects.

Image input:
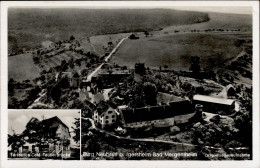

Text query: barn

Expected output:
[193,94,240,114]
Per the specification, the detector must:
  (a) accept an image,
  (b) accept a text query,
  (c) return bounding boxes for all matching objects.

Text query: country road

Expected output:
[27,90,50,109]
[87,36,128,81]
[104,36,128,62]
[28,36,128,108]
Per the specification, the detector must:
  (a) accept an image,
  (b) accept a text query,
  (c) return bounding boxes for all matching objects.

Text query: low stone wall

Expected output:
[125,117,175,128]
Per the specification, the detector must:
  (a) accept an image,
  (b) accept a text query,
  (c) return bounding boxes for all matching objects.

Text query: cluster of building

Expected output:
[93,90,240,130]
[56,62,241,131]
[57,63,132,90]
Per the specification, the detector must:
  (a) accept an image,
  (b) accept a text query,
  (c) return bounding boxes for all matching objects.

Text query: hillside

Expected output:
[163,12,252,33]
[8,8,209,52]
[8,53,41,81]
[111,33,247,71]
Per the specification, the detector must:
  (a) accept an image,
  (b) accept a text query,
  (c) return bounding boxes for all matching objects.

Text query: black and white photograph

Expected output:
[1,1,259,167]
[8,109,81,160]
[8,5,253,160]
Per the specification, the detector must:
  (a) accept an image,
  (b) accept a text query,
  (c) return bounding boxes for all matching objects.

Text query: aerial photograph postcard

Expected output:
[6,3,255,161]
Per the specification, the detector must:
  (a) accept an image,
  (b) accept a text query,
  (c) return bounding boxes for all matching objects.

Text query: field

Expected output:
[8,8,209,52]
[8,50,92,82]
[8,53,41,82]
[38,51,86,71]
[89,33,131,55]
[162,12,252,33]
[110,32,245,71]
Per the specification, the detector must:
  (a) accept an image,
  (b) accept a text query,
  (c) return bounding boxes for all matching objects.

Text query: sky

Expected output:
[8,109,80,146]
[14,5,252,15]
[77,6,252,15]
[170,6,252,15]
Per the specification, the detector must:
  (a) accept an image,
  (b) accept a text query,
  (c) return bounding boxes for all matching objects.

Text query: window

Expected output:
[105,116,109,119]
[112,119,115,123]
[105,120,109,124]
[23,146,29,149]
[108,111,113,114]
[112,115,115,118]
[95,115,97,118]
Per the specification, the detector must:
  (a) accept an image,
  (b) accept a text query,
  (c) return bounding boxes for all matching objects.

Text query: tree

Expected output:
[60,60,68,71]
[8,78,15,96]
[144,31,149,37]
[68,58,74,69]
[37,49,41,56]
[75,59,82,67]
[40,75,46,83]
[189,56,201,76]
[81,69,88,76]
[84,134,101,153]
[9,97,20,109]
[143,82,157,106]
[8,133,25,152]
[33,56,40,64]
[50,84,62,104]
[70,35,75,41]
[60,76,70,89]
[71,115,80,144]
[23,118,41,142]
[122,66,127,72]
[164,65,168,71]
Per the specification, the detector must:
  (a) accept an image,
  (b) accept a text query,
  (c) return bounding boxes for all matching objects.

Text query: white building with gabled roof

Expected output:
[93,101,118,129]
[193,94,240,114]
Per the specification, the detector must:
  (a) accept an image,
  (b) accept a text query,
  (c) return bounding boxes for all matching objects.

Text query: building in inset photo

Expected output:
[8,109,80,160]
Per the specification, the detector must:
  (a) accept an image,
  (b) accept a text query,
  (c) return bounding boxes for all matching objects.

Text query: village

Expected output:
[27,34,250,160]
[8,21,252,160]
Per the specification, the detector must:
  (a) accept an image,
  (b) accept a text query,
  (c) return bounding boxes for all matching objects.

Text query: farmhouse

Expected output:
[93,101,118,129]
[15,116,71,155]
[108,41,114,47]
[91,68,131,88]
[61,72,82,88]
[70,72,82,88]
[193,94,240,114]
[129,34,139,40]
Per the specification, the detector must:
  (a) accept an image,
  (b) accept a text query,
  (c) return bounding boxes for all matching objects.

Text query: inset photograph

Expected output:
[8,109,80,160]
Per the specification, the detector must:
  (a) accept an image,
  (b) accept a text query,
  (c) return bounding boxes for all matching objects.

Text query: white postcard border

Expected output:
[1,1,259,168]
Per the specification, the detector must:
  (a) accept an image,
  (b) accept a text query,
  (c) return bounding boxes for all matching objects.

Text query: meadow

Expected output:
[110,32,244,71]
[8,53,41,81]
[162,12,252,33]
[89,33,131,55]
